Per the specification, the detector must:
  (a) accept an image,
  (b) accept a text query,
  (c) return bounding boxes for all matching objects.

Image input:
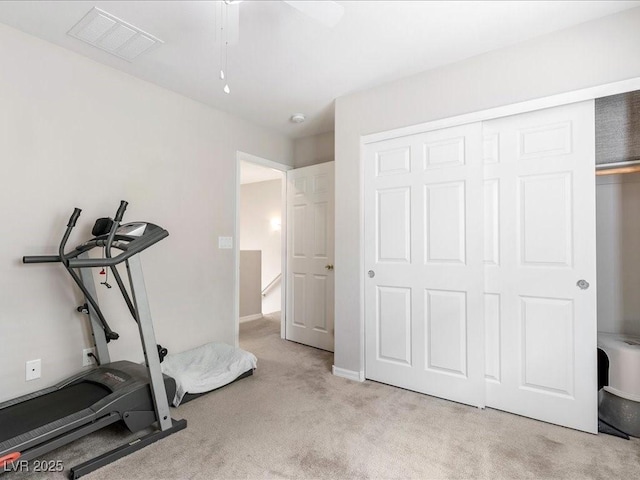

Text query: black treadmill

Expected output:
[0,201,186,478]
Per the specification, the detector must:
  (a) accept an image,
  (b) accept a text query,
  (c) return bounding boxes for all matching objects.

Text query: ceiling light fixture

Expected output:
[220,1,235,94]
[290,113,306,123]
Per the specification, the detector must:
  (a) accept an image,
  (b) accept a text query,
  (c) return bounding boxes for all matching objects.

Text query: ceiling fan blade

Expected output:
[283,1,345,28]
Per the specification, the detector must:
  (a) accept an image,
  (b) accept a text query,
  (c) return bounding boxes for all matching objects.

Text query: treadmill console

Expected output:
[117,222,147,237]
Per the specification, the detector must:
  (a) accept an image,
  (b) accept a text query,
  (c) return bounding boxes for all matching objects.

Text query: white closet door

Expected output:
[364,123,485,407]
[286,162,335,352]
[483,101,597,433]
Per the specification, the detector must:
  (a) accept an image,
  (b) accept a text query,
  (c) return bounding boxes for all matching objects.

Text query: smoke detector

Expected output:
[290,113,306,124]
[68,7,163,62]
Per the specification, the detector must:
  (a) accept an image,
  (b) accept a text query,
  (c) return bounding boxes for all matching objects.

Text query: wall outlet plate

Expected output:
[26,359,41,381]
[83,347,97,367]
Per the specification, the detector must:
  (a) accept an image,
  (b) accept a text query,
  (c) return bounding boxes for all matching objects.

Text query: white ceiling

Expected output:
[0,1,638,139]
[240,160,283,185]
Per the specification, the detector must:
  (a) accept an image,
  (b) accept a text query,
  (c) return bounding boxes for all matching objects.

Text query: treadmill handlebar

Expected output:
[23,226,168,267]
[114,201,128,223]
[105,201,127,260]
[67,208,82,228]
[67,228,169,269]
[60,208,83,265]
[23,255,62,264]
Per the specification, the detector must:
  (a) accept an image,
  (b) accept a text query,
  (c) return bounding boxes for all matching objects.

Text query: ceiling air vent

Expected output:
[68,7,163,61]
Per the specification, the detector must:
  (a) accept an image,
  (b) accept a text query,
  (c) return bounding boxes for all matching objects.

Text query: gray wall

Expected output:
[294,131,335,168]
[239,250,262,318]
[0,23,292,402]
[334,7,640,374]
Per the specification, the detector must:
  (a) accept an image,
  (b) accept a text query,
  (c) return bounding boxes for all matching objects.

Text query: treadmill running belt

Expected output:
[0,382,111,443]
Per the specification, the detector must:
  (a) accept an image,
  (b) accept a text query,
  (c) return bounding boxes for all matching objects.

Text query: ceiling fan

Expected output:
[216,1,344,93]
[218,0,345,46]
[272,0,345,28]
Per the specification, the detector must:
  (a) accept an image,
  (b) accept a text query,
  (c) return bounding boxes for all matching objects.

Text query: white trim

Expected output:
[332,365,365,382]
[240,313,263,323]
[358,137,367,382]
[363,77,640,145]
[280,172,288,340]
[238,151,293,173]
[233,153,241,348]
[234,151,292,346]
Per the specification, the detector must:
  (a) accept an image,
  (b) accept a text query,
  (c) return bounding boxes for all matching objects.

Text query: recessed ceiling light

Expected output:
[68,7,163,62]
[290,113,306,124]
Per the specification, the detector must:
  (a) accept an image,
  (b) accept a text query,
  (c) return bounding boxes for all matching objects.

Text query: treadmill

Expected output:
[0,201,186,478]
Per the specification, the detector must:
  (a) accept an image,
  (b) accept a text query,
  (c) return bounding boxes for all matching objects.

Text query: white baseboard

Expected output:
[240,313,263,323]
[332,365,365,382]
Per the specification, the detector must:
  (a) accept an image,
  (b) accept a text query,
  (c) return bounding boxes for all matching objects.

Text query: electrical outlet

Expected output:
[83,347,96,367]
[26,359,41,381]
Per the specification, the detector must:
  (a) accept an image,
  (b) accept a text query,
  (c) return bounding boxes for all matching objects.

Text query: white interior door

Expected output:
[483,101,597,433]
[364,123,485,407]
[285,162,335,351]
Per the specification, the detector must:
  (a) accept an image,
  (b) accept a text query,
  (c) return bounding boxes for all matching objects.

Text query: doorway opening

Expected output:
[236,152,290,345]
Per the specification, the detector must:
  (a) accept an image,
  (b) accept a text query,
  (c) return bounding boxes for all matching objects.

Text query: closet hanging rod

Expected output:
[595,159,640,176]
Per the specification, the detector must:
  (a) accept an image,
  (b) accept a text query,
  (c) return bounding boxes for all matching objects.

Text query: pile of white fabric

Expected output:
[161,342,257,406]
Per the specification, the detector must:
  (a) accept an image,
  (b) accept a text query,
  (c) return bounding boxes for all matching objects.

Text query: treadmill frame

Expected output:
[77,252,111,365]
[1,210,186,478]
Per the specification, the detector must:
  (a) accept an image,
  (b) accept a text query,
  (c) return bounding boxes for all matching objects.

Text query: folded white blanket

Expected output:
[161,342,257,406]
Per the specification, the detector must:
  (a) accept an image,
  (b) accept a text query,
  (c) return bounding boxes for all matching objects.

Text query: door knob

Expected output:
[325,264,334,271]
[576,279,590,290]
[368,270,375,278]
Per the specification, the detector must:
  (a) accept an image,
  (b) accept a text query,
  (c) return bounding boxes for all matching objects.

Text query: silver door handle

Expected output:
[325,264,334,271]
[368,270,375,278]
[576,279,590,290]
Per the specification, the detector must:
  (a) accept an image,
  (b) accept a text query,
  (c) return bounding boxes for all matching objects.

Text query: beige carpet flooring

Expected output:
[4,314,640,479]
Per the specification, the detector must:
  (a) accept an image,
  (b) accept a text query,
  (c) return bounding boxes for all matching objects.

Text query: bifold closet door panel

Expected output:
[363,122,485,408]
[483,101,598,433]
